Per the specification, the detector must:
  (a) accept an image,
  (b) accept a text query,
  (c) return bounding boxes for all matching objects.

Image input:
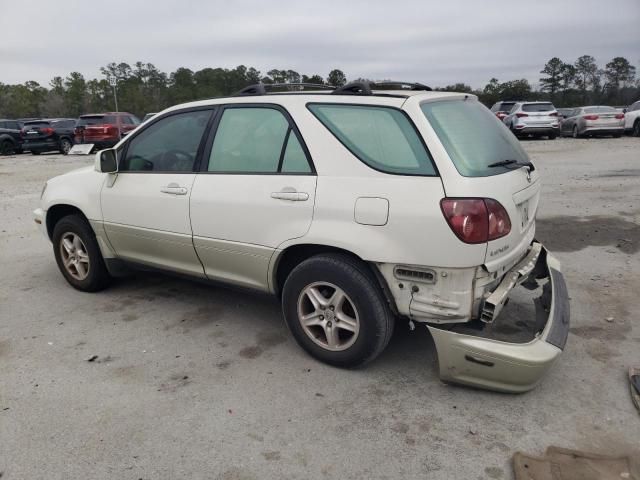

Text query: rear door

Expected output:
[419,98,540,273]
[101,108,215,276]
[189,104,316,291]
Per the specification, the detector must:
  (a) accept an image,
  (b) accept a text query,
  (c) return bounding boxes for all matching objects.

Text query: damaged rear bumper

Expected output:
[427,242,570,393]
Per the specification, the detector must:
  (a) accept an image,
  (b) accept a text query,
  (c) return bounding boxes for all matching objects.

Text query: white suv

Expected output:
[624,99,640,136]
[34,81,570,393]
[502,101,560,139]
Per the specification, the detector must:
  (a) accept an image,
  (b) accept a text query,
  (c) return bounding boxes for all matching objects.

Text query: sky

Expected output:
[1,0,638,89]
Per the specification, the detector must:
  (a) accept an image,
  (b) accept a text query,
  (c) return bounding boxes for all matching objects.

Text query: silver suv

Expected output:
[503,102,559,139]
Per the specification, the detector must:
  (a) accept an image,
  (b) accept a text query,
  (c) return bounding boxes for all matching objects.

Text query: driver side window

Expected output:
[120,109,212,172]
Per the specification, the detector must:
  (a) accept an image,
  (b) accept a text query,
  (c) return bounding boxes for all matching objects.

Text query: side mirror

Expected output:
[96,149,118,173]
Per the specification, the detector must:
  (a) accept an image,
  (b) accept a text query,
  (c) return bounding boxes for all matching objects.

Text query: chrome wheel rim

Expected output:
[61,139,71,154]
[297,282,360,351]
[59,232,90,280]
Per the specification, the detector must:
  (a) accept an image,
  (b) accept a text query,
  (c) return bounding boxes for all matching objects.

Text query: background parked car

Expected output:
[557,108,574,121]
[560,106,624,138]
[74,112,140,149]
[623,99,640,136]
[21,118,77,155]
[0,119,23,155]
[490,100,519,121]
[502,101,559,139]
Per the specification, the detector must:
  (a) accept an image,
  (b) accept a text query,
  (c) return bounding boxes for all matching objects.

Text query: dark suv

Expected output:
[0,119,24,155]
[22,118,77,155]
[74,112,140,149]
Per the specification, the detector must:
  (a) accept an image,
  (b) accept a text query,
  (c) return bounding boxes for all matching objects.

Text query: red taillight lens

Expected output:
[515,112,528,118]
[549,112,558,117]
[440,198,511,244]
[615,113,624,119]
[496,112,507,119]
[583,114,599,120]
[41,127,54,135]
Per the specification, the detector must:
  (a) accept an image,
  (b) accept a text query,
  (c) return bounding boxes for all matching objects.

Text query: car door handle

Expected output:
[161,183,188,195]
[271,191,309,201]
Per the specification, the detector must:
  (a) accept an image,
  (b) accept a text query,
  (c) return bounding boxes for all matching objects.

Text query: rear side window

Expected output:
[308,104,435,176]
[522,103,554,112]
[421,99,529,177]
[208,107,312,174]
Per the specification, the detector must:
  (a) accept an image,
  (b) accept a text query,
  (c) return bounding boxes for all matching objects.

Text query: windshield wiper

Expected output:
[487,159,535,172]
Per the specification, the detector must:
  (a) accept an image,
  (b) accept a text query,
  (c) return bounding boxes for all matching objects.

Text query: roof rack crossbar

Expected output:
[331,80,432,96]
[233,83,335,96]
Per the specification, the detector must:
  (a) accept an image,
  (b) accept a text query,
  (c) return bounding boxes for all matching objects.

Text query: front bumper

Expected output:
[427,242,570,393]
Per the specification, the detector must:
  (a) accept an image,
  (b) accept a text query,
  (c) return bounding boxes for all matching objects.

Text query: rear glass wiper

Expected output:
[487,159,535,172]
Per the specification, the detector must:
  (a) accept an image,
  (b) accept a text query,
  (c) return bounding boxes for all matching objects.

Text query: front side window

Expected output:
[308,104,435,175]
[120,109,212,172]
[421,98,530,177]
[207,107,311,174]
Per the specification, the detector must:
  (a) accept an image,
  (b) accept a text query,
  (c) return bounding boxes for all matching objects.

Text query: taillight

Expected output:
[496,112,507,119]
[615,113,624,119]
[549,112,558,117]
[440,198,511,244]
[583,114,599,120]
[515,112,528,118]
[41,127,54,135]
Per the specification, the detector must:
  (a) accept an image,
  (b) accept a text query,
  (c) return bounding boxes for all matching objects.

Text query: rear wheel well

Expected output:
[46,204,89,240]
[274,244,398,314]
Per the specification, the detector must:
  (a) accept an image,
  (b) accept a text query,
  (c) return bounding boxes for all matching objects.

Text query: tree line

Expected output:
[0,56,636,119]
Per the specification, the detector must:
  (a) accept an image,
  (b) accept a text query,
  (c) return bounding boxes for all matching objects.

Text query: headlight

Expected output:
[40,182,48,199]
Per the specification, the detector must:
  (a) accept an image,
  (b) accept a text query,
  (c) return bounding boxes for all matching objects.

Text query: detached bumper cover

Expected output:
[427,242,570,393]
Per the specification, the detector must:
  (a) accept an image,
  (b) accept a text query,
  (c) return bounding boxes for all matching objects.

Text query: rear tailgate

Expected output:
[22,122,52,140]
[413,95,541,273]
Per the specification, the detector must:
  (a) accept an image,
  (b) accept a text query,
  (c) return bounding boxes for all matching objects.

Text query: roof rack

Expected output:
[332,80,432,95]
[233,83,335,96]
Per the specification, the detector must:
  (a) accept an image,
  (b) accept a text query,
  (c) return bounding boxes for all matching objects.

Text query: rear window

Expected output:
[584,106,616,114]
[421,99,529,177]
[308,104,436,176]
[522,103,554,112]
[23,121,51,128]
[498,102,515,112]
[78,115,116,126]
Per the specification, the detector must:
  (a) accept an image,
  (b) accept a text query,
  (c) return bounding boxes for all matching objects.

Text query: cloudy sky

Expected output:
[1,0,638,89]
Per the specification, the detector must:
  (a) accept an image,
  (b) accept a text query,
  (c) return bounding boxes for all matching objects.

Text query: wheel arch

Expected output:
[271,243,398,314]
[45,204,91,240]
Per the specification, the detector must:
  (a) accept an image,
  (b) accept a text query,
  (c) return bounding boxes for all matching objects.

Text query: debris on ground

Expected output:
[605,316,615,322]
[87,355,99,362]
[513,446,640,480]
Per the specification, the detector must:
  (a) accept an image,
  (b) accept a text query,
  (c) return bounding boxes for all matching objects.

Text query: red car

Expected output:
[74,112,140,149]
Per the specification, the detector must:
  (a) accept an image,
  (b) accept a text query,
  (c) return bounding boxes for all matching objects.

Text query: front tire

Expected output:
[52,214,112,292]
[633,120,640,137]
[282,254,394,368]
[0,139,14,155]
[572,126,580,138]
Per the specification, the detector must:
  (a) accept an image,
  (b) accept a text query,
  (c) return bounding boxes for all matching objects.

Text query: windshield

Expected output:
[522,103,554,112]
[420,99,530,177]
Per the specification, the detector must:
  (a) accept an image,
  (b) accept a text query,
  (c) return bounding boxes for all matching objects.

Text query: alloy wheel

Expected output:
[59,232,90,280]
[297,282,360,351]
[61,139,72,154]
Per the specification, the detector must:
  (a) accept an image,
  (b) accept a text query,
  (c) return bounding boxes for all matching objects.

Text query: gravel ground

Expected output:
[1,137,639,480]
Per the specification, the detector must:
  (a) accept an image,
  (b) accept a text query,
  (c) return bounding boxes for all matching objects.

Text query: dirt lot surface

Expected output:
[1,137,639,479]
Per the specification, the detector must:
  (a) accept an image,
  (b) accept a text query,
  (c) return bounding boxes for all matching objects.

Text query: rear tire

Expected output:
[31,150,41,155]
[282,253,394,368]
[0,139,13,155]
[572,126,580,139]
[613,133,622,138]
[633,120,640,137]
[548,133,557,140]
[60,138,72,155]
[52,214,112,292]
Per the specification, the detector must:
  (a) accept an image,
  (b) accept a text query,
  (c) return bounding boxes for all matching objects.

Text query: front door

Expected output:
[189,105,317,290]
[101,108,215,276]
